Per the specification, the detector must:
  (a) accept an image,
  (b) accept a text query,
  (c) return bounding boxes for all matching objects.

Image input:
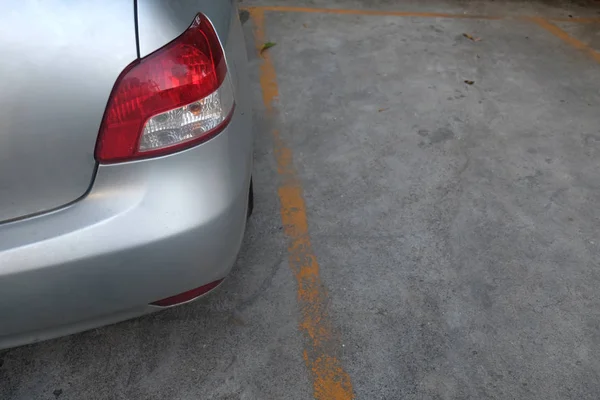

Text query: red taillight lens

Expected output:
[95,14,234,163]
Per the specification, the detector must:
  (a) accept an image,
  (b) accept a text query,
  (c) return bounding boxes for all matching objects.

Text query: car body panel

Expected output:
[0,0,137,222]
[0,4,252,349]
[136,0,233,58]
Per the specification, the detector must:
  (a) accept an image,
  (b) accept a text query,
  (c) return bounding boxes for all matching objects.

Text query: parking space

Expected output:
[2,1,600,399]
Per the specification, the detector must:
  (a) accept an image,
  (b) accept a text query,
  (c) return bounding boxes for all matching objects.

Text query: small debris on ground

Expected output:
[464,80,475,85]
[303,23,308,28]
[463,33,482,42]
[260,42,277,54]
[238,10,250,25]
[378,108,389,112]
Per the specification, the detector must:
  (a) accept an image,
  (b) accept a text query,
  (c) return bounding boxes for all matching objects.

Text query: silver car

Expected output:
[0,0,252,349]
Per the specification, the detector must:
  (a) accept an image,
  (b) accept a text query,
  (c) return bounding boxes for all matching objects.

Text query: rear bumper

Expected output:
[0,92,252,350]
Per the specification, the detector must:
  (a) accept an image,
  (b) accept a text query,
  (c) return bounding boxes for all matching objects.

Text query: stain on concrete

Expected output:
[429,127,455,144]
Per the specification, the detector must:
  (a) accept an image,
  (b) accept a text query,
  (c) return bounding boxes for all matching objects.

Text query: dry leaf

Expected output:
[260,42,277,54]
[463,33,482,42]
[378,108,389,112]
[303,23,308,28]
[464,80,475,85]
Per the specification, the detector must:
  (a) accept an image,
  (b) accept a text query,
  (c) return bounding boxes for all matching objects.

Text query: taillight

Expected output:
[95,14,235,163]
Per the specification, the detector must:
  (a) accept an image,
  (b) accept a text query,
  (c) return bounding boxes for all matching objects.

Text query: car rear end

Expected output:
[0,0,252,349]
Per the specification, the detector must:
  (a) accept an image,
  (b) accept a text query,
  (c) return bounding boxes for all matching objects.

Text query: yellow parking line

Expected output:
[249,9,355,400]
[530,17,600,64]
[246,5,501,19]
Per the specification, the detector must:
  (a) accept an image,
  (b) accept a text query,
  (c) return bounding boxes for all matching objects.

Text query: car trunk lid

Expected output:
[0,1,138,222]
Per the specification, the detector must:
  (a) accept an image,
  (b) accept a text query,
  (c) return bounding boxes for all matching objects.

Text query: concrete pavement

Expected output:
[2,1,600,399]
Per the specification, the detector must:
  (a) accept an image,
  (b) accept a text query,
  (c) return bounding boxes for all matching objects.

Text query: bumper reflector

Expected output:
[150,279,224,307]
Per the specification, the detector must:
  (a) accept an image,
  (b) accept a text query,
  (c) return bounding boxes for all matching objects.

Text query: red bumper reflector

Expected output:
[150,279,224,307]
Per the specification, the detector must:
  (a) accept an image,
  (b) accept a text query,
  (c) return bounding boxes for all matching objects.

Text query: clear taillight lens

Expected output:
[139,75,234,152]
[95,14,234,163]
